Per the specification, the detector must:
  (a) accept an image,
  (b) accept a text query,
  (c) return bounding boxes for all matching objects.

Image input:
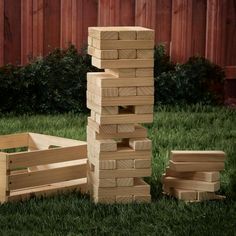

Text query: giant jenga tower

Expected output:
[86,27,154,203]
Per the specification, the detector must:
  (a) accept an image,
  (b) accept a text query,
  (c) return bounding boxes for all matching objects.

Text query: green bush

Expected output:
[154,46,225,105]
[0,45,225,114]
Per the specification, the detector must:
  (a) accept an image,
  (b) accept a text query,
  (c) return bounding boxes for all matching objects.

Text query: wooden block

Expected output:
[118,49,136,59]
[169,160,225,172]
[135,105,153,114]
[95,113,153,125]
[88,46,118,59]
[136,68,154,77]
[92,57,154,69]
[118,87,136,96]
[117,124,135,133]
[0,133,29,149]
[134,195,151,203]
[116,160,134,169]
[129,138,152,150]
[170,151,226,162]
[94,196,116,204]
[0,152,8,203]
[119,30,136,40]
[137,87,154,96]
[88,36,93,45]
[99,160,116,170]
[197,191,219,201]
[91,110,96,120]
[137,49,153,59]
[135,159,151,169]
[96,139,117,152]
[87,72,153,87]
[116,178,134,187]
[171,188,197,201]
[116,195,133,203]
[99,168,151,179]
[89,27,118,40]
[163,176,220,192]
[92,38,154,50]
[101,88,119,97]
[105,69,136,78]
[136,28,155,40]
[87,101,118,115]
[88,171,116,188]
[165,168,220,182]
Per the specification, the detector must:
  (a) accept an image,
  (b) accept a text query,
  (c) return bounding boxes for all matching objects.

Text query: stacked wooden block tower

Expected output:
[163,151,226,201]
[86,26,154,203]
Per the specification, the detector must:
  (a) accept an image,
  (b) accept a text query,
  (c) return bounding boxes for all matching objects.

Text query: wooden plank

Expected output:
[134,159,151,169]
[118,49,136,59]
[119,31,136,40]
[89,27,119,40]
[9,145,87,169]
[88,118,118,134]
[43,0,61,55]
[170,150,226,162]
[117,124,135,133]
[137,87,154,96]
[119,87,137,96]
[0,0,4,66]
[135,105,153,114]
[92,57,154,69]
[169,160,225,172]
[98,168,151,179]
[92,38,154,50]
[95,139,117,152]
[105,69,136,78]
[88,46,118,59]
[87,72,154,87]
[4,0,21,64]
[163,176,220,192]
[135,68,154,77]
[165,168,220,182]
[137,49,153,59]
[129,138,152,150]
[99,160,116,170]
[8,178,87,202]
[0,152,8,203]
[9,159,87,190]
[165,187,197,201]
[0,133,29,149]
[95,113,153,125]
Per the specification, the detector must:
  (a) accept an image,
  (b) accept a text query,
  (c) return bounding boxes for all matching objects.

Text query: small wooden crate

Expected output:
[0,133,87,203]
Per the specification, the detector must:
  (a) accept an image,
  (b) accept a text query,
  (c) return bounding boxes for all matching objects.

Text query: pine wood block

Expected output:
[137,49,153,59]
[119,30,136,40]
[169,160,225,172]
[136,28,155,40]
[89,27,118,40]
[88,36,93,45]
[116,178,134,187]
[116,195,133,203]
[91,110,96,120]
[165,167,220,182]
[88,46,118,59]
[135,159,151,169]
[95,113,153,125]
[105,69,136,78]
[163,176,220,192]
[137,87,154,96]
[136,68,154,77]
[170,150,226,162]
[129,138,152,150]
[0,152,8,203]
[88,121,117,134]
[92,57,154,69]
[168,188,197,201]
[116,160,134,169]
[101,88,119,97]
[92,38,154,50]
[88,171,116,188]
[94,196,116,204]
[197,191,218,201]
[135,105,153,114]
[95,139,117,152]
[99,160,116,170]
[99,168,151,178]
[134,195,151,203]
[117,124,135,133]
[118,49,136,59]
[118,87,136,96]
[87,72,154,87]
[87,100,118,115]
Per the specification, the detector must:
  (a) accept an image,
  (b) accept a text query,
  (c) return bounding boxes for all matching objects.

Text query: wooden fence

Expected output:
[0,0,235,67]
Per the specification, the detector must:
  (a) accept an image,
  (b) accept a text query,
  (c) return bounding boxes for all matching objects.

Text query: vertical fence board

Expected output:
[44,0,60,55]
[0,0,4,66]
[120,0,135,26]
[21,0,33,64]
[225,0,236,65]
[206,0,227,66]
[4,0,21,65]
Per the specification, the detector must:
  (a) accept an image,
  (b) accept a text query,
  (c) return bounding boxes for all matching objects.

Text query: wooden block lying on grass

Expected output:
[170,150,226,162]
[164,187,197,201]
[169,160,225,172]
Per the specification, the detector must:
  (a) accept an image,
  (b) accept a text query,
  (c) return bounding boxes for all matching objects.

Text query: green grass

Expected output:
[0,106,236,235]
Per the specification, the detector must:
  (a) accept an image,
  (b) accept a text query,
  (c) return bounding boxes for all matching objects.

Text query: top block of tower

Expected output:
[88,27,155,69]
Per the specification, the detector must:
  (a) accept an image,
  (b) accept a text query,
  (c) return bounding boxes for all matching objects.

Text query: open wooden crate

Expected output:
[0,133,87,203]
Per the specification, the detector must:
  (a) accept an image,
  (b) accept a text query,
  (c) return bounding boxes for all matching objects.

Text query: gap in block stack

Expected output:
[87,26,155,204]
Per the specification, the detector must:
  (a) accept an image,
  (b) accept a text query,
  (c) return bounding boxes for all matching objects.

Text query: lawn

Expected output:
[0,106,236,235]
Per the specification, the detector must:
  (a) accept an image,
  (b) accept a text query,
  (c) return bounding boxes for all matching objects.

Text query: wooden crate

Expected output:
[0,133,87,203]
